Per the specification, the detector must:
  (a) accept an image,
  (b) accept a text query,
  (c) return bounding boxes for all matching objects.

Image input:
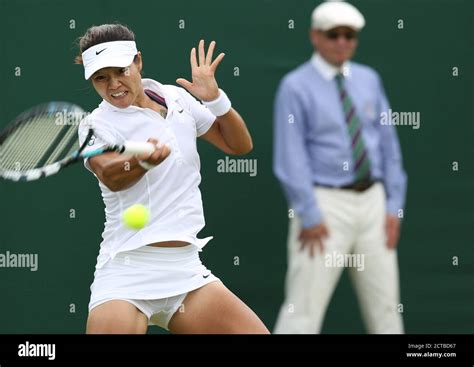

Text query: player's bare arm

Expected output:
[177,40,253,155]
[89,138,170,192]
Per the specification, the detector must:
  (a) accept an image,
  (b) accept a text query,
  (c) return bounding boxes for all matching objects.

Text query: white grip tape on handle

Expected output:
[123,142,156,156]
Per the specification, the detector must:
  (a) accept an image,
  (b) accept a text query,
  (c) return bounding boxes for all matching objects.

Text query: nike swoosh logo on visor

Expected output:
[96,48,106,55]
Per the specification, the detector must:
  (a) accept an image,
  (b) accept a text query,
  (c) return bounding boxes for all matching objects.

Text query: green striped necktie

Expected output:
[335,73,371,181]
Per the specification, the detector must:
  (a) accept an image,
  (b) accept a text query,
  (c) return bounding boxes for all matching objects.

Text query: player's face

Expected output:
[90,52,144,109]
[310,26,358,66]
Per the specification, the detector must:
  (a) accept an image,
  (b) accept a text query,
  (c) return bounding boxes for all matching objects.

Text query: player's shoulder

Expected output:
[163,84,198,106]
[162,84,204,113]
[79,106,104,123]
[78,106,110,133]
[165,85,192,102]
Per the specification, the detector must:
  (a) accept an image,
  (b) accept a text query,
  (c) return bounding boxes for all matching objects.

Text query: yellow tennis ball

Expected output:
[122,204,150,230]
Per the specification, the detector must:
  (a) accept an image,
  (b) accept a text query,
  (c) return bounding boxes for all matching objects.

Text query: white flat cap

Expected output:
[311,1,365,31]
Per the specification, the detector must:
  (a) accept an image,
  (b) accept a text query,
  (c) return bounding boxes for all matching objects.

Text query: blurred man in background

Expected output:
[273,1,407,333]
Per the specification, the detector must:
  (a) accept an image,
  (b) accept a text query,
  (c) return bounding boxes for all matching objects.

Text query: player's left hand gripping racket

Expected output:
[0,102,156,182]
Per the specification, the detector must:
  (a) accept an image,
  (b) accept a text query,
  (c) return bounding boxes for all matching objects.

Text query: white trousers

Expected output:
[274,183,404,334]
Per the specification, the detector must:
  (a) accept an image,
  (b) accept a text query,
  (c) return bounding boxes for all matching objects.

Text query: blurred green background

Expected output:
[0,0,472,333]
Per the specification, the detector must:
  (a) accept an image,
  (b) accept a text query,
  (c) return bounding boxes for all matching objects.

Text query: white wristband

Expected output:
[138,160,156,171]
[202,89,231,116]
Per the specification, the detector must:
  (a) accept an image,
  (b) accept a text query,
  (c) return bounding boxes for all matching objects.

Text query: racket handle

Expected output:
[122,142,156,155]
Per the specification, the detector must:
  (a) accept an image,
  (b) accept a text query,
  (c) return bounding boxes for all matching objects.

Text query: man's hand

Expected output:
[176,40,225,102]
[385,214,401,249]
[299,223,329,258]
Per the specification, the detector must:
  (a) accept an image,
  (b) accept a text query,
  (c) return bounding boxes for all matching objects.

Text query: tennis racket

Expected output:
[0,101,156,182]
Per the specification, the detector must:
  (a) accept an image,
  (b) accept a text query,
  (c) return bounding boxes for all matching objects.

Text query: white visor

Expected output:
[82,41,138,80]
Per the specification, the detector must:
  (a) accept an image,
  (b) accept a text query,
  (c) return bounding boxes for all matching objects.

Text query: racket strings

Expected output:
[43,123,79,166]
[0,113,78,171]
[0,121,38,170]
[14,115,61,168]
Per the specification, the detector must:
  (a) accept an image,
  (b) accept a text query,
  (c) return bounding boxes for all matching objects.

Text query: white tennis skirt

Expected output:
[88,244,219,311]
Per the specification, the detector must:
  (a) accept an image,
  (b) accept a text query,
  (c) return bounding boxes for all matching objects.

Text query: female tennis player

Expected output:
[75,23,269,334]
